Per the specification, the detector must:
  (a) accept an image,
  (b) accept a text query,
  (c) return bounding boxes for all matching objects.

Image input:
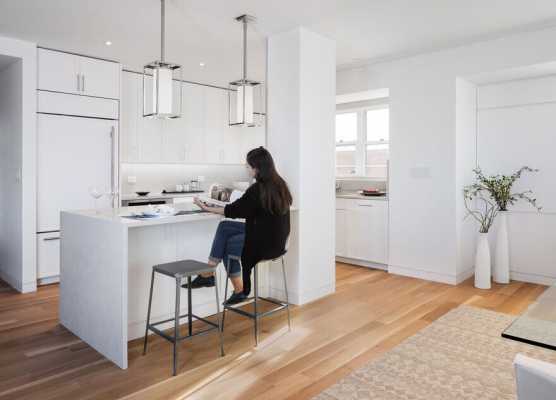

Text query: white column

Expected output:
[266,28,336,305]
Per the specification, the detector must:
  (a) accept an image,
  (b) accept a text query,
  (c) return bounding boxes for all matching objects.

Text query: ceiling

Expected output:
[2,0,556,85]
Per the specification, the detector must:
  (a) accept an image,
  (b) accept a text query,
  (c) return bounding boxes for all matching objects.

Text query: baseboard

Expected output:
[388,264,458,285]
[456,268,475,285]
[37,276,60,286]
[0,269,36,293]
[296,282,335,305]
[511,271,556,286]
[336,256,388,270]
[21,280,37,293]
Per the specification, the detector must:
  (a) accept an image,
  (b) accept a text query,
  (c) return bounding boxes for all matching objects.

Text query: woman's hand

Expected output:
[194,197,225,215]
[193,197,208,211]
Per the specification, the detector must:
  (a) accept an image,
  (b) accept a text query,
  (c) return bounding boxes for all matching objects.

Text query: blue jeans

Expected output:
[209,221,245,278]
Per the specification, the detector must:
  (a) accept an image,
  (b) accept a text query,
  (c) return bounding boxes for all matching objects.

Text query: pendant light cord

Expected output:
[161,0,165,62]
[243,17,247,82]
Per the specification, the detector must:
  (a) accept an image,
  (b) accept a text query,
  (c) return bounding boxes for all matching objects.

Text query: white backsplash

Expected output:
[120,163,250,194]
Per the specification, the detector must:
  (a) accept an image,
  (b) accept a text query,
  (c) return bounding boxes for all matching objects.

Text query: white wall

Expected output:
[455,78,478,281]
[0,35,37,292]
[337,26,556,284]
[267,27,336,304]
[477,75,556,284]
[0,58,23,289]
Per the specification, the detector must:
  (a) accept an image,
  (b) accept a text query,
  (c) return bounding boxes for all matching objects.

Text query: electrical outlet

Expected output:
[127,176,137,184]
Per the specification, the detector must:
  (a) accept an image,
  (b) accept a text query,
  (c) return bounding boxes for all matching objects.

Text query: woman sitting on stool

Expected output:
[187,147,292,305]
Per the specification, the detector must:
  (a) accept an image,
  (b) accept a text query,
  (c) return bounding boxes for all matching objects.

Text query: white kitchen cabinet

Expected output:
[37,232,61,279]
[204,86,231,163]
[37,114,115,232]
[38,48,81,95]
[38,48,120,99]
[336,209,347,257]
[162,82,188,162]
[183,84,206,163]
[38,91,119,119]
[138,114,163,162]
[120,72,140,162]
[79,56,120,99]
[119,71,264,164]
[336,198,388,265]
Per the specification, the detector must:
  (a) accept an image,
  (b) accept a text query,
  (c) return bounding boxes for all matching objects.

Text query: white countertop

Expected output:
[121,192,206,201]
[336,191,389,201]
[62,204,222,228]
[63,204,298,228]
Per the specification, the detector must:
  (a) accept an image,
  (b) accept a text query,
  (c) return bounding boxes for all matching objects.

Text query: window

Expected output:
[335,105,389,179]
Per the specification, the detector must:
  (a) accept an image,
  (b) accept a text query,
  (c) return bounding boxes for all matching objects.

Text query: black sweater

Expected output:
[224,182,290,296]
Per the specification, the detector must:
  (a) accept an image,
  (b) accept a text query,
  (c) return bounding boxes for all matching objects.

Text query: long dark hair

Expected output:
[246,147,292,215]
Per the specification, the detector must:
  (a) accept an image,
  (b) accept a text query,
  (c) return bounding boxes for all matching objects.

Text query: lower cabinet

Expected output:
[37,232,61,280]
[336,209,347,257]
[336,198,388,265]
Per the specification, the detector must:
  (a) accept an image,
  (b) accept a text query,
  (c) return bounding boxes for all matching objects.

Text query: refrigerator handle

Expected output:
[110,126,117,208]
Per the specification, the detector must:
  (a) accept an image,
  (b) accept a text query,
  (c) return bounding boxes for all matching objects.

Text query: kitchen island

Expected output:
[60,204,253,369]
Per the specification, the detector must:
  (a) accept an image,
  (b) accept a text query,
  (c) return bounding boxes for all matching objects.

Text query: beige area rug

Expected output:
[314,306,556,400]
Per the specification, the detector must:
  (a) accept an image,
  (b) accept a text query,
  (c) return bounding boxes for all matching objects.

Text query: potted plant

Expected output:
[464,181,499,289]
[471,167,541,284]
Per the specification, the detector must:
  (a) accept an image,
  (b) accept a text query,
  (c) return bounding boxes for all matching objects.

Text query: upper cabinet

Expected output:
[120,71,264,165]
[38,48,120,99]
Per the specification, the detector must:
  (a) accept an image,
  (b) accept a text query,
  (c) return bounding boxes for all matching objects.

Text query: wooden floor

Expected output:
[0,263,547,400]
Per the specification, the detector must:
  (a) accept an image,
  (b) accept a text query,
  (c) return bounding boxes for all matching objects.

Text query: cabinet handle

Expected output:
[110,126,116,207]
[44,237,60,241]
[76,73,81,91]
[81,75,85,92]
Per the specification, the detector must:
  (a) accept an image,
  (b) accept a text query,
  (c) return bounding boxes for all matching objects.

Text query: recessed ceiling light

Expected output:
[199,62,206,67]
[105,41,112,46]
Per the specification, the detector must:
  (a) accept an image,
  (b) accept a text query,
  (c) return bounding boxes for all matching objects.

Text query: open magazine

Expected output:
[198,185,244,207]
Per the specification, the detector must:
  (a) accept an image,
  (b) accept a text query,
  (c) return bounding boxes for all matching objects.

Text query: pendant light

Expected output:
[229,15,264,127]
[143,0,182,119]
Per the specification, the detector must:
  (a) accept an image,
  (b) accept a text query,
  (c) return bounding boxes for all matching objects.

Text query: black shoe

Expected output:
[224,291,247,306]
[182,275,215,289]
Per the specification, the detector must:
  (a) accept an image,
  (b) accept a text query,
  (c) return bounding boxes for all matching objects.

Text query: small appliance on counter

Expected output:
[162,180,204,194]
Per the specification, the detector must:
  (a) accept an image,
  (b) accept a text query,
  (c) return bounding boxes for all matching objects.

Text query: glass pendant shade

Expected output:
[228,79,264,127]
[143,61,182,119]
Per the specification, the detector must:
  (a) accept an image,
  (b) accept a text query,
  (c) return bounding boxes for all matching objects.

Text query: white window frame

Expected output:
[335,104,389,179]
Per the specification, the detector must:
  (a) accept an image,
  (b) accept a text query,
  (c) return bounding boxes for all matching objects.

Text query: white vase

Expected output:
[475,233,491,289]
[494,211,510,284]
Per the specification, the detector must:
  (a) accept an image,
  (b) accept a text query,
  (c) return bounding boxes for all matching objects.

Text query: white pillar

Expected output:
[266,28,336,305]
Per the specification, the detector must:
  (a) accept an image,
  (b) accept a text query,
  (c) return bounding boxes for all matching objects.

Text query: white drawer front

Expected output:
[38,91,119,119]
[37,232,61,279]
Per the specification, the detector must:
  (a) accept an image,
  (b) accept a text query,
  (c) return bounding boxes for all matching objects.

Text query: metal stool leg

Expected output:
[143,269,155,355]
[254,264,259,346]
[214,272,225,356]
[221,259,231,332]
[187,276,193,337]
[281,257,291,331]
[173,277,181,376]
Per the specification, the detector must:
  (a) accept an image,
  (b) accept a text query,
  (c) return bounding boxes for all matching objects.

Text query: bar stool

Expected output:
[142,259,224,375]
[221,252,291,345]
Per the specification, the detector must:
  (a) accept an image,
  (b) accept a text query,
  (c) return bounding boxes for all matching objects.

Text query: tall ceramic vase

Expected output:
[494,211,510,284]
[475,233,491,289]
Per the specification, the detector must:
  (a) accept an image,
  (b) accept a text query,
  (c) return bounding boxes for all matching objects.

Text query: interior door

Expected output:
[38,49,80,94]
[79,56,120,99]
[37,114,114,232]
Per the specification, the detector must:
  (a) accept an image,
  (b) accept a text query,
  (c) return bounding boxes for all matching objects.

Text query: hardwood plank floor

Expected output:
[0,263,546,400]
